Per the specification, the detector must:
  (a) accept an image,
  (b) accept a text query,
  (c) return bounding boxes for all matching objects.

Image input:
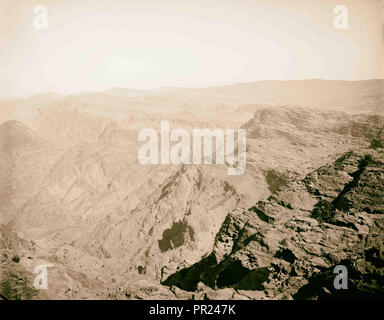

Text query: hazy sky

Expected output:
[0,0,383,99]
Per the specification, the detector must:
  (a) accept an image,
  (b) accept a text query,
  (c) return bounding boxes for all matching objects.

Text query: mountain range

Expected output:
[0,79,383,300]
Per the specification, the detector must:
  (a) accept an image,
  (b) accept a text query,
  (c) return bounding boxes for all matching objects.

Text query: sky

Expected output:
[0,0,383,99]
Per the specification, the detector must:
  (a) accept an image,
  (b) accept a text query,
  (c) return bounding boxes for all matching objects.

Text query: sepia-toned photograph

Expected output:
[0,0,383,306]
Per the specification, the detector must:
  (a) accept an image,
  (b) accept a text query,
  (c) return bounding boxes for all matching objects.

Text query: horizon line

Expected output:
[1,78,383,103]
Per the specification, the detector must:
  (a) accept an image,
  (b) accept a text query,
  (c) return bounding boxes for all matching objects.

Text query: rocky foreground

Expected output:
[2,148,382,300]
[0,145,384,299]
[164,149,384,300]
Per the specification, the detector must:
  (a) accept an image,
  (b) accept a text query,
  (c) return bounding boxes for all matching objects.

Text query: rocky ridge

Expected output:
[164,149,384,300]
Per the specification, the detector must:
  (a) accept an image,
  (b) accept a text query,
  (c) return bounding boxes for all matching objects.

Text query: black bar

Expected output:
[0,300,381,318]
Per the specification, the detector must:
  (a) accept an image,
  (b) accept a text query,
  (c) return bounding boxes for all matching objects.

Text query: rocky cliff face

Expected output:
[164,149,384,300]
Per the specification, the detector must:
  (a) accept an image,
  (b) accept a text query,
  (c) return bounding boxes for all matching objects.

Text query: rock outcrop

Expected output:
[164,150,384,299]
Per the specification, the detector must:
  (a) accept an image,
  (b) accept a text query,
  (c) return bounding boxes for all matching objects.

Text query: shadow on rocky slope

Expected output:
[163,149,384,300]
